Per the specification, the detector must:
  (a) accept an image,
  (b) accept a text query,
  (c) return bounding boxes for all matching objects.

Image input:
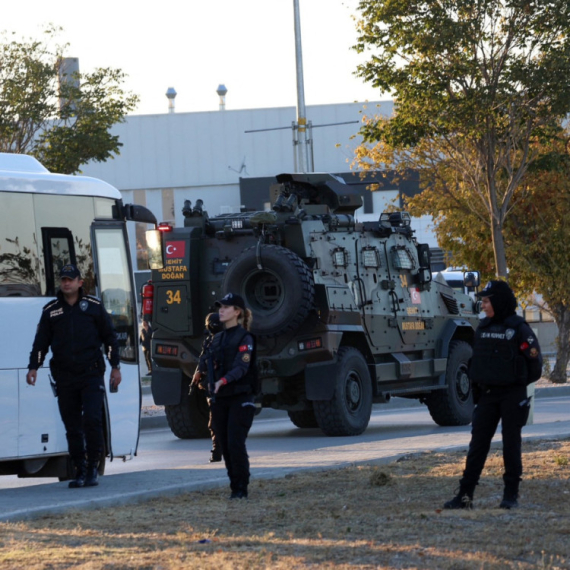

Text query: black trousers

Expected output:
[143,349,152,373]
[208,409,219,452]
[210,394,255,492]
[460,385,531,493]
[56,374,106,465]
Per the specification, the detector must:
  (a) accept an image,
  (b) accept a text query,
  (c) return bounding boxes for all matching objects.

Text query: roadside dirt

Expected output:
[1,437,569,569]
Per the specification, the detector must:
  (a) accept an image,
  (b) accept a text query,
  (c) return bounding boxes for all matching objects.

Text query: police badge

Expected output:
[505,329,515,340]
[79,300,89,312]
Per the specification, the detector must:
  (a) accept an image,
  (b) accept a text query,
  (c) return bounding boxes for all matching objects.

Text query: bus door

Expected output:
[92,223,141,460]
[16,226,77,461]
[1,368,18,459]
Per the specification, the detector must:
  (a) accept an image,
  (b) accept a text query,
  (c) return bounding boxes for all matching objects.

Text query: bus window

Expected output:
[92,226,137,363]
[34,194,97,296]
[0,193,42,297]
[94,198,115,219]
[41,227,76,296]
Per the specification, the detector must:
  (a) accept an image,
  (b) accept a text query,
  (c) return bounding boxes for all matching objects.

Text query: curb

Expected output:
[140,384,570,432]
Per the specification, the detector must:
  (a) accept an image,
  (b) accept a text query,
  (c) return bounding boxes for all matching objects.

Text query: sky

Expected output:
[2,0,385,116]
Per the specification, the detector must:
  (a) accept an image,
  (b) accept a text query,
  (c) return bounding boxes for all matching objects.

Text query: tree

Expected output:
[0,27,138,174]
[505,139,570,383]
[401,134,570,383]
[353,0,570,278]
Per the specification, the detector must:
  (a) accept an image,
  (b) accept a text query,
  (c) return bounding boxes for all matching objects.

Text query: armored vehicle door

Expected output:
[355,238,394,350]
[152,233,200,336]
[388,236,429,347]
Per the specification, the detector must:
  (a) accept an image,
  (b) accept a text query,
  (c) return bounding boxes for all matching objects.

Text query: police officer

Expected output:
[191,312,224,463]
[140,320,153,375]
[444,280,543,510]
[201,293,257,499]
[26,264,121,488]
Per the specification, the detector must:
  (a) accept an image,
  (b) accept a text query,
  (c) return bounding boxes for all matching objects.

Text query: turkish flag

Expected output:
[165,240,186,259]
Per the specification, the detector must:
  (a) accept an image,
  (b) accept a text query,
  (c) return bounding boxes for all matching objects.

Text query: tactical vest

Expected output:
[211,325,257,397]
[469,316,526,387]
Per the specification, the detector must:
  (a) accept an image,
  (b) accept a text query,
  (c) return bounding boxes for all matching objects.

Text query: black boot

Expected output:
[209,448,222,463]
[499,482,519,509]
[499,485,519,509]
[499,494,518,509]
[444,488,473,510]
[68,461,87,489]
[85,462,99,487]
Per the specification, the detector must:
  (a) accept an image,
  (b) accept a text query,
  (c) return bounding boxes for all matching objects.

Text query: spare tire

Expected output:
[222,244,314,338]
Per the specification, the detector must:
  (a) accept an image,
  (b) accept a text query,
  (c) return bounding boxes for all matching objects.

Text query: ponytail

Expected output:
[239,308,253,331]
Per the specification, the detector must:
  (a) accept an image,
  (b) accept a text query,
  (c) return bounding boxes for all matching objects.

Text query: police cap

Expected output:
[59,264,82,279]
[215,292,246,311]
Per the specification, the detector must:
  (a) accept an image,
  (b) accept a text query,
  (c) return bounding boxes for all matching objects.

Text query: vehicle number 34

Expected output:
[166,289,182,304]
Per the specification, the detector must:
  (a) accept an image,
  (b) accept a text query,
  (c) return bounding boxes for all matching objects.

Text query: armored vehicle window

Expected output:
[391,246,415,270]
[362,247,381,269]
[332,248,348,268]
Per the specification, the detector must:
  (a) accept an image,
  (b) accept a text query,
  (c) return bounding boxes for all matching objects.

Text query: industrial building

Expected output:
[80,97,440,283]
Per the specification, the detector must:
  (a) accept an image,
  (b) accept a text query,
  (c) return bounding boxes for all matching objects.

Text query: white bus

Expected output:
[0,153,156,480]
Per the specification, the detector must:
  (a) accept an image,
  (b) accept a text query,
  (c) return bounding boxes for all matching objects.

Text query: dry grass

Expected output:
[1,438,569,569]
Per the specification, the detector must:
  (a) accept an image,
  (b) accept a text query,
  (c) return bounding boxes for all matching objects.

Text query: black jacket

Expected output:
[28,288,120,374]
[205,324,256,398]
[469,314,542,387]
[140,327,152,351]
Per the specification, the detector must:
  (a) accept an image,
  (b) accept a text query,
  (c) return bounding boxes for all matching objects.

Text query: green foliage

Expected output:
[506,165,570,302]
[0,27,138,174]
[353,0,570,277]
[355,0,570,145]
[554,455,569,467]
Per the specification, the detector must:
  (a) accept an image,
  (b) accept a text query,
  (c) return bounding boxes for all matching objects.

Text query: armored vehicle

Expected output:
[146,173,480,437]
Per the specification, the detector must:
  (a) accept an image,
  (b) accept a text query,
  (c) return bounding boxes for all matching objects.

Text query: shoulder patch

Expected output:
[42,299,59,312]
[84,295,101,305]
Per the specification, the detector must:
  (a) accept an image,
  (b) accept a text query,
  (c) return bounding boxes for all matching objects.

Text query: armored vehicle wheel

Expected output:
[313,347,373,436]
[165,376,210,439]
[287,408,319,429]
[426,340,474,426]
[222,245,314,338]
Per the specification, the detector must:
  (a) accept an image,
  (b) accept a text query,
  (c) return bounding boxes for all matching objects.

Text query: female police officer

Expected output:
[205,293,257,499]
[444,280,542,510]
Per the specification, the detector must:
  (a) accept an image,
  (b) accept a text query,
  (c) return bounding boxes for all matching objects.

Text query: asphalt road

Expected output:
[1,392,569,522]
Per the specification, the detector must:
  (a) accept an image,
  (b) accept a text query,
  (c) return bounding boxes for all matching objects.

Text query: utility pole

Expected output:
[293,0,310,173]
[245,1,357,170]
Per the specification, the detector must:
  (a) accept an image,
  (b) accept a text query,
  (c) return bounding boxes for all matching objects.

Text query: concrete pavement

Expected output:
[1,386,568,523]
[139,383,570,430]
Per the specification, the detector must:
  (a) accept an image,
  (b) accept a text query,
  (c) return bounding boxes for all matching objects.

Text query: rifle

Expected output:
[206,351,216,403]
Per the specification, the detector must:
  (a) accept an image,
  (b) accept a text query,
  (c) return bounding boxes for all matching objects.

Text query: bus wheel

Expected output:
[165,375,210,439]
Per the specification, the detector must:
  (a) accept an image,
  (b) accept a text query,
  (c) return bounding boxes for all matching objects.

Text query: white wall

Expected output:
[81,100,394,192]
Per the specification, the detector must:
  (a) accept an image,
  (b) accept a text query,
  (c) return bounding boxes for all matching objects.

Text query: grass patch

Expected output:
[1,438,569,569]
